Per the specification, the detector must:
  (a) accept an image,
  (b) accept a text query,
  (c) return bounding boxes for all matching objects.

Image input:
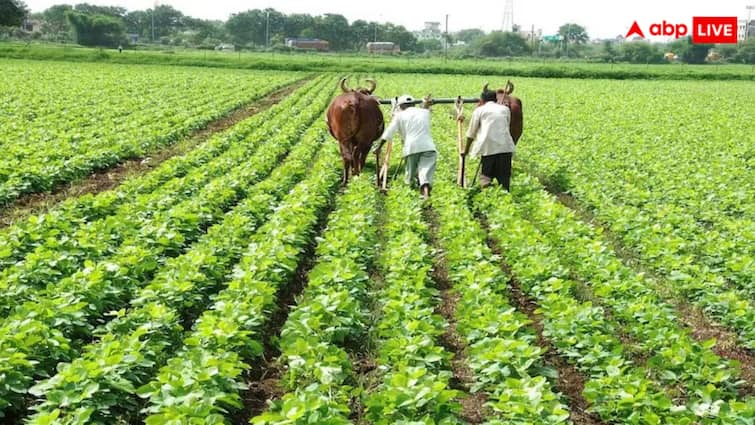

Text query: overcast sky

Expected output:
[24,0,752,39]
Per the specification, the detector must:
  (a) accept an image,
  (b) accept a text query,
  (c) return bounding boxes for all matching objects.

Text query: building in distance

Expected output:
[285,38,330,51]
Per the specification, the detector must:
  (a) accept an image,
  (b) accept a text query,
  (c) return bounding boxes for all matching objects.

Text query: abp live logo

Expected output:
[626,17,738,44]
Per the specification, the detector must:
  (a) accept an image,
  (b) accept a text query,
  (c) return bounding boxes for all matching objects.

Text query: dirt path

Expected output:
[0,79,308,228]
[424,207,490,424]
[234,187,338,424]
[479,221,608,425]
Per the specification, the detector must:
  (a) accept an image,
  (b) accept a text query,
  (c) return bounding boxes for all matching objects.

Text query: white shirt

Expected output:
[467,101,516,157]
[380,107,436,157]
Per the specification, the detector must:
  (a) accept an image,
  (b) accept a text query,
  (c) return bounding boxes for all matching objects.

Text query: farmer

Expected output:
[373,94,437,199]
[461,88,517,191]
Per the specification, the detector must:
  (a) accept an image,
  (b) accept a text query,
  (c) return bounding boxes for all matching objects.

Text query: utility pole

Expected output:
[151,0,157,42]
[747,6,754,41]
[151,8,155,42]
[266,11,270,48]
[445,14,449,62]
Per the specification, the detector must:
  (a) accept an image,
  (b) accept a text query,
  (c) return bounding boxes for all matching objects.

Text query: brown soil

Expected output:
[234,191,336,424]
[235,359,285,425]
[0,79,307,228]
[552,190,755,396]
[424,207,491,424]
[508,274,607,425]
[677,303,755,396]
[350,191,386,425]
[484,231,607,425]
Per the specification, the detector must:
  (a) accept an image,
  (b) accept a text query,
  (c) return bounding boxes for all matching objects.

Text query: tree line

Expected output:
[2,0,753,64]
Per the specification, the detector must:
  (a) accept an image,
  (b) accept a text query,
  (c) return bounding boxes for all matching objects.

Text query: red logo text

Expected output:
[692,17,738,43]
[626,17,738,44]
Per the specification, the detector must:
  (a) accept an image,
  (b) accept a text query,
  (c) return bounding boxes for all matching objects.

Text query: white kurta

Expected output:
[467,101,516,158]
[380,107,437,157]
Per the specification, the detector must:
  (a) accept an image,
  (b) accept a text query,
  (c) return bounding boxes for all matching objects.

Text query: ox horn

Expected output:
[482,82,489,93]
[365,79,377,94]
[340,77,351,92]
[504,80,514,94]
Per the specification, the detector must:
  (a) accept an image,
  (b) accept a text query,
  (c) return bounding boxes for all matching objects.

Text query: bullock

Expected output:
[326,77,384,184]
[481,81,523,144]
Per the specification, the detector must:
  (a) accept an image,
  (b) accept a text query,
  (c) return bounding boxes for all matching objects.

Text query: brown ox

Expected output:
[326,78,384,184]
[480,81,523,144]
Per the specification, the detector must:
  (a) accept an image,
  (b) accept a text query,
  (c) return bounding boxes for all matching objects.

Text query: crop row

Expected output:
[420,92,753,423]
[0,59,304,204]
[0,78,335,418]
[363,184,460,424]
[410,110,571,424]
[509,175,752,392]
[517,79,753,296]
[0,75,330,316]
[0,74,325,278]
[0,74,323,272]
[251,174,379,424]
[23,121,334,424]
[135,135,341,424]
[430,181,571,423]
[475,189,754,424]
[564,196,755,349]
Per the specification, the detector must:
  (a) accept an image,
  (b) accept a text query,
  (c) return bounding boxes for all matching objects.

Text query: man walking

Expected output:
[373,94,437,199]
[461,89,517,190]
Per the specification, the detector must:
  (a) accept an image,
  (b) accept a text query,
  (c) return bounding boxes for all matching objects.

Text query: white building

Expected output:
[739,19,747,41]
[738,19,755,41]
[516,28,542,43]
[415,21,443,41]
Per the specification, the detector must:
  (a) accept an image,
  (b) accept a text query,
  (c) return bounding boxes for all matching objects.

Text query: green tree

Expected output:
[150,4,185,40]
[418,38,442,52]
[0,0,28,27]
[670,36,711,64]
[380,22,416,52]
[600,40,617,61]
[734,39,755,64]
[39,4,72,36]
[283,13,314,38]
[225,8,284,47]
[66,10,125,47]
[314,13,350,50]
[619,41,662,63]
[715,44,738,62]
[185,18,226,45]
[558,23,588,44]
[455,28,485,44]
[350,19,373,50]
[475,31,531,57]
[558,22,588,56]
[73,3,125,18]
[123,10,149,39]
[226,9,265,46]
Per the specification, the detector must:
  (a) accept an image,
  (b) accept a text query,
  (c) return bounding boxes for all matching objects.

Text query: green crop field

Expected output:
[0,57,752,425]
[0,59,304,205]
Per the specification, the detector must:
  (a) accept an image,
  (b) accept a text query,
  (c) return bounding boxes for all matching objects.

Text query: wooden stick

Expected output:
[455,97,466,188]
[379,140,393,191]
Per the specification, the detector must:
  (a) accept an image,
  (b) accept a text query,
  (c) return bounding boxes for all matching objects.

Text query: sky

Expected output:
[23,0,753,40]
